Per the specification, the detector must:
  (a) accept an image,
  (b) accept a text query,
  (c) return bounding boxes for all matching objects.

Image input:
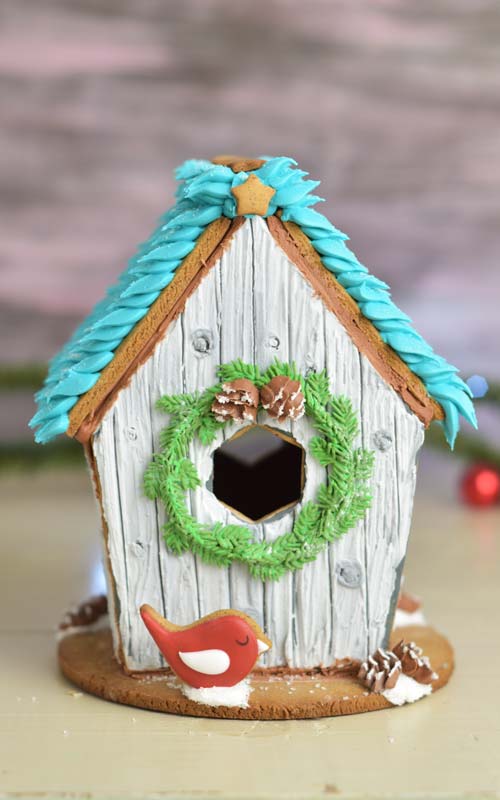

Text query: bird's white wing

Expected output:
[178,648,230,675]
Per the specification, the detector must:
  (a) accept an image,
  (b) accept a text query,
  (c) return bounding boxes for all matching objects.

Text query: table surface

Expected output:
[1,453,499,800]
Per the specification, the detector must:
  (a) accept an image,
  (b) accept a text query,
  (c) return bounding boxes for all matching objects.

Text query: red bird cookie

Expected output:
[140,604,272,688]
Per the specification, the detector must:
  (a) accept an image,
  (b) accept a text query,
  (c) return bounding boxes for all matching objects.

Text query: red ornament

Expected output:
[460,464,500,507]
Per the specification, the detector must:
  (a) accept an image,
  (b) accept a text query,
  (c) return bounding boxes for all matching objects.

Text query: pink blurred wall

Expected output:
[1,0,499,376]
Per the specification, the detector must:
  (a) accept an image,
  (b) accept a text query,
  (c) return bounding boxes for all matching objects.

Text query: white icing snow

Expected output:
[181,679,251,708]
[178,648,230,675]
[393,608,427,628]
[56,613,110,642]
[383,673,433,706]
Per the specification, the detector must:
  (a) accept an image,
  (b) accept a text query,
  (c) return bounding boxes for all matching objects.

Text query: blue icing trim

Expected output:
[121,274,175,296]
[273,179,321,207]
[37,415,71,442]
[29,396,77,427]
[138,240,194,262]
[55,371,100,397]
[164,225,204,242]
[31,155,476,447]
[358,302,412,323]
[78,324,134,344]
[92,307,146,329]
[119,292,161,308]
[175,159,214,180]
[73,352,115,373]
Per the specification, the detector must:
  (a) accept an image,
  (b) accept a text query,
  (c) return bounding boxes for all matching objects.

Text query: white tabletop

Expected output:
[1,453,499,800]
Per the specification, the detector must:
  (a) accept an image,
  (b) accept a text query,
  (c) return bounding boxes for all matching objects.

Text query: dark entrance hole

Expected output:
[212,425,304,522]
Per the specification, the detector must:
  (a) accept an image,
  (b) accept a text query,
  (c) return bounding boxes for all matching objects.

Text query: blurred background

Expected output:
[0,0,498,475]
[1,8,499,792]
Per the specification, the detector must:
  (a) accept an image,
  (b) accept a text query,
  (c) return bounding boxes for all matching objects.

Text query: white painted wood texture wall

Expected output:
[92,218,425,671]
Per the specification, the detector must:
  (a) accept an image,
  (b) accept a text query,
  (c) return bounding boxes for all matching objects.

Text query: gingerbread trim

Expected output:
[267,216,444,426]
[69,217,245,442]
[69,212,442,443]
[211,155,266,173]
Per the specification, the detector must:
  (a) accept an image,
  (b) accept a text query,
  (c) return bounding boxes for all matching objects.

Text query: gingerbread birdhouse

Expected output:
[32,156,475,685]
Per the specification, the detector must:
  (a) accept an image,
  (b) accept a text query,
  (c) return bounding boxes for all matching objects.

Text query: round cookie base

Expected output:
[58,625,453,720]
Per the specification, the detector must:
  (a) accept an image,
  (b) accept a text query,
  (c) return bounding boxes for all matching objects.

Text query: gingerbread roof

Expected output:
[30,156,476,447]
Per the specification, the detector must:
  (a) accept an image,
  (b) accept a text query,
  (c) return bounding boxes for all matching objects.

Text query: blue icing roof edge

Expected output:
[31,156,476,447]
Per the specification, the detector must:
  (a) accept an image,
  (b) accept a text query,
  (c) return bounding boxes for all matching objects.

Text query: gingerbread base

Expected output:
[58,625,453,720]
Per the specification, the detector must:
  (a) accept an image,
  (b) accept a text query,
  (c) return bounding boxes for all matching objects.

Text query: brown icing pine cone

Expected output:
[59,595,108,632]
[358,648,402,692]
[358,640,437,693]
[392,640,438,685]
[211,379,259,424]
[260,376,305,422]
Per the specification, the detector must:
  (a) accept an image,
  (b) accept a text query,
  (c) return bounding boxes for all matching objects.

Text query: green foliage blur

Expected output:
[0,363,497,472]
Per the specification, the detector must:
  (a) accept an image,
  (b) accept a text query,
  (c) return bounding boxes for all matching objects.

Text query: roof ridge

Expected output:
[31,156,476,447]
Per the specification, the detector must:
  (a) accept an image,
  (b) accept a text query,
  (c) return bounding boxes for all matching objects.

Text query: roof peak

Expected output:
[30,156,476,446]
[211,155,267,173]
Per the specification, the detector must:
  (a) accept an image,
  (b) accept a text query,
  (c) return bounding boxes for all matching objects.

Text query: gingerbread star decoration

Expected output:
[231,174,276,216]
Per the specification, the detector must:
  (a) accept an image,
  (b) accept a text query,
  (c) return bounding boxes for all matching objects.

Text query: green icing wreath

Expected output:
[144,360,374,581]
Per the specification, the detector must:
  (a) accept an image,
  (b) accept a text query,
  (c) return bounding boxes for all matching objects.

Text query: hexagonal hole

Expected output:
[212,425,304,522]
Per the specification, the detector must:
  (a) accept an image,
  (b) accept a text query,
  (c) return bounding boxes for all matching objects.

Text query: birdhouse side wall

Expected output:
[91,218,425,671]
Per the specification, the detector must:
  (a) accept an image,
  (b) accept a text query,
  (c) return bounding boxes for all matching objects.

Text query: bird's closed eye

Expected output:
[236,635,249,646]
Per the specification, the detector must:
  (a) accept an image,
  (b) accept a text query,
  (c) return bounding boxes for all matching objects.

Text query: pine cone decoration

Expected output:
[59,595,108,632]
[359,640,437,694]
[211,379,259,424]
[392,640,437,685]
[358,648,401,692]
[260,376,305,422]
